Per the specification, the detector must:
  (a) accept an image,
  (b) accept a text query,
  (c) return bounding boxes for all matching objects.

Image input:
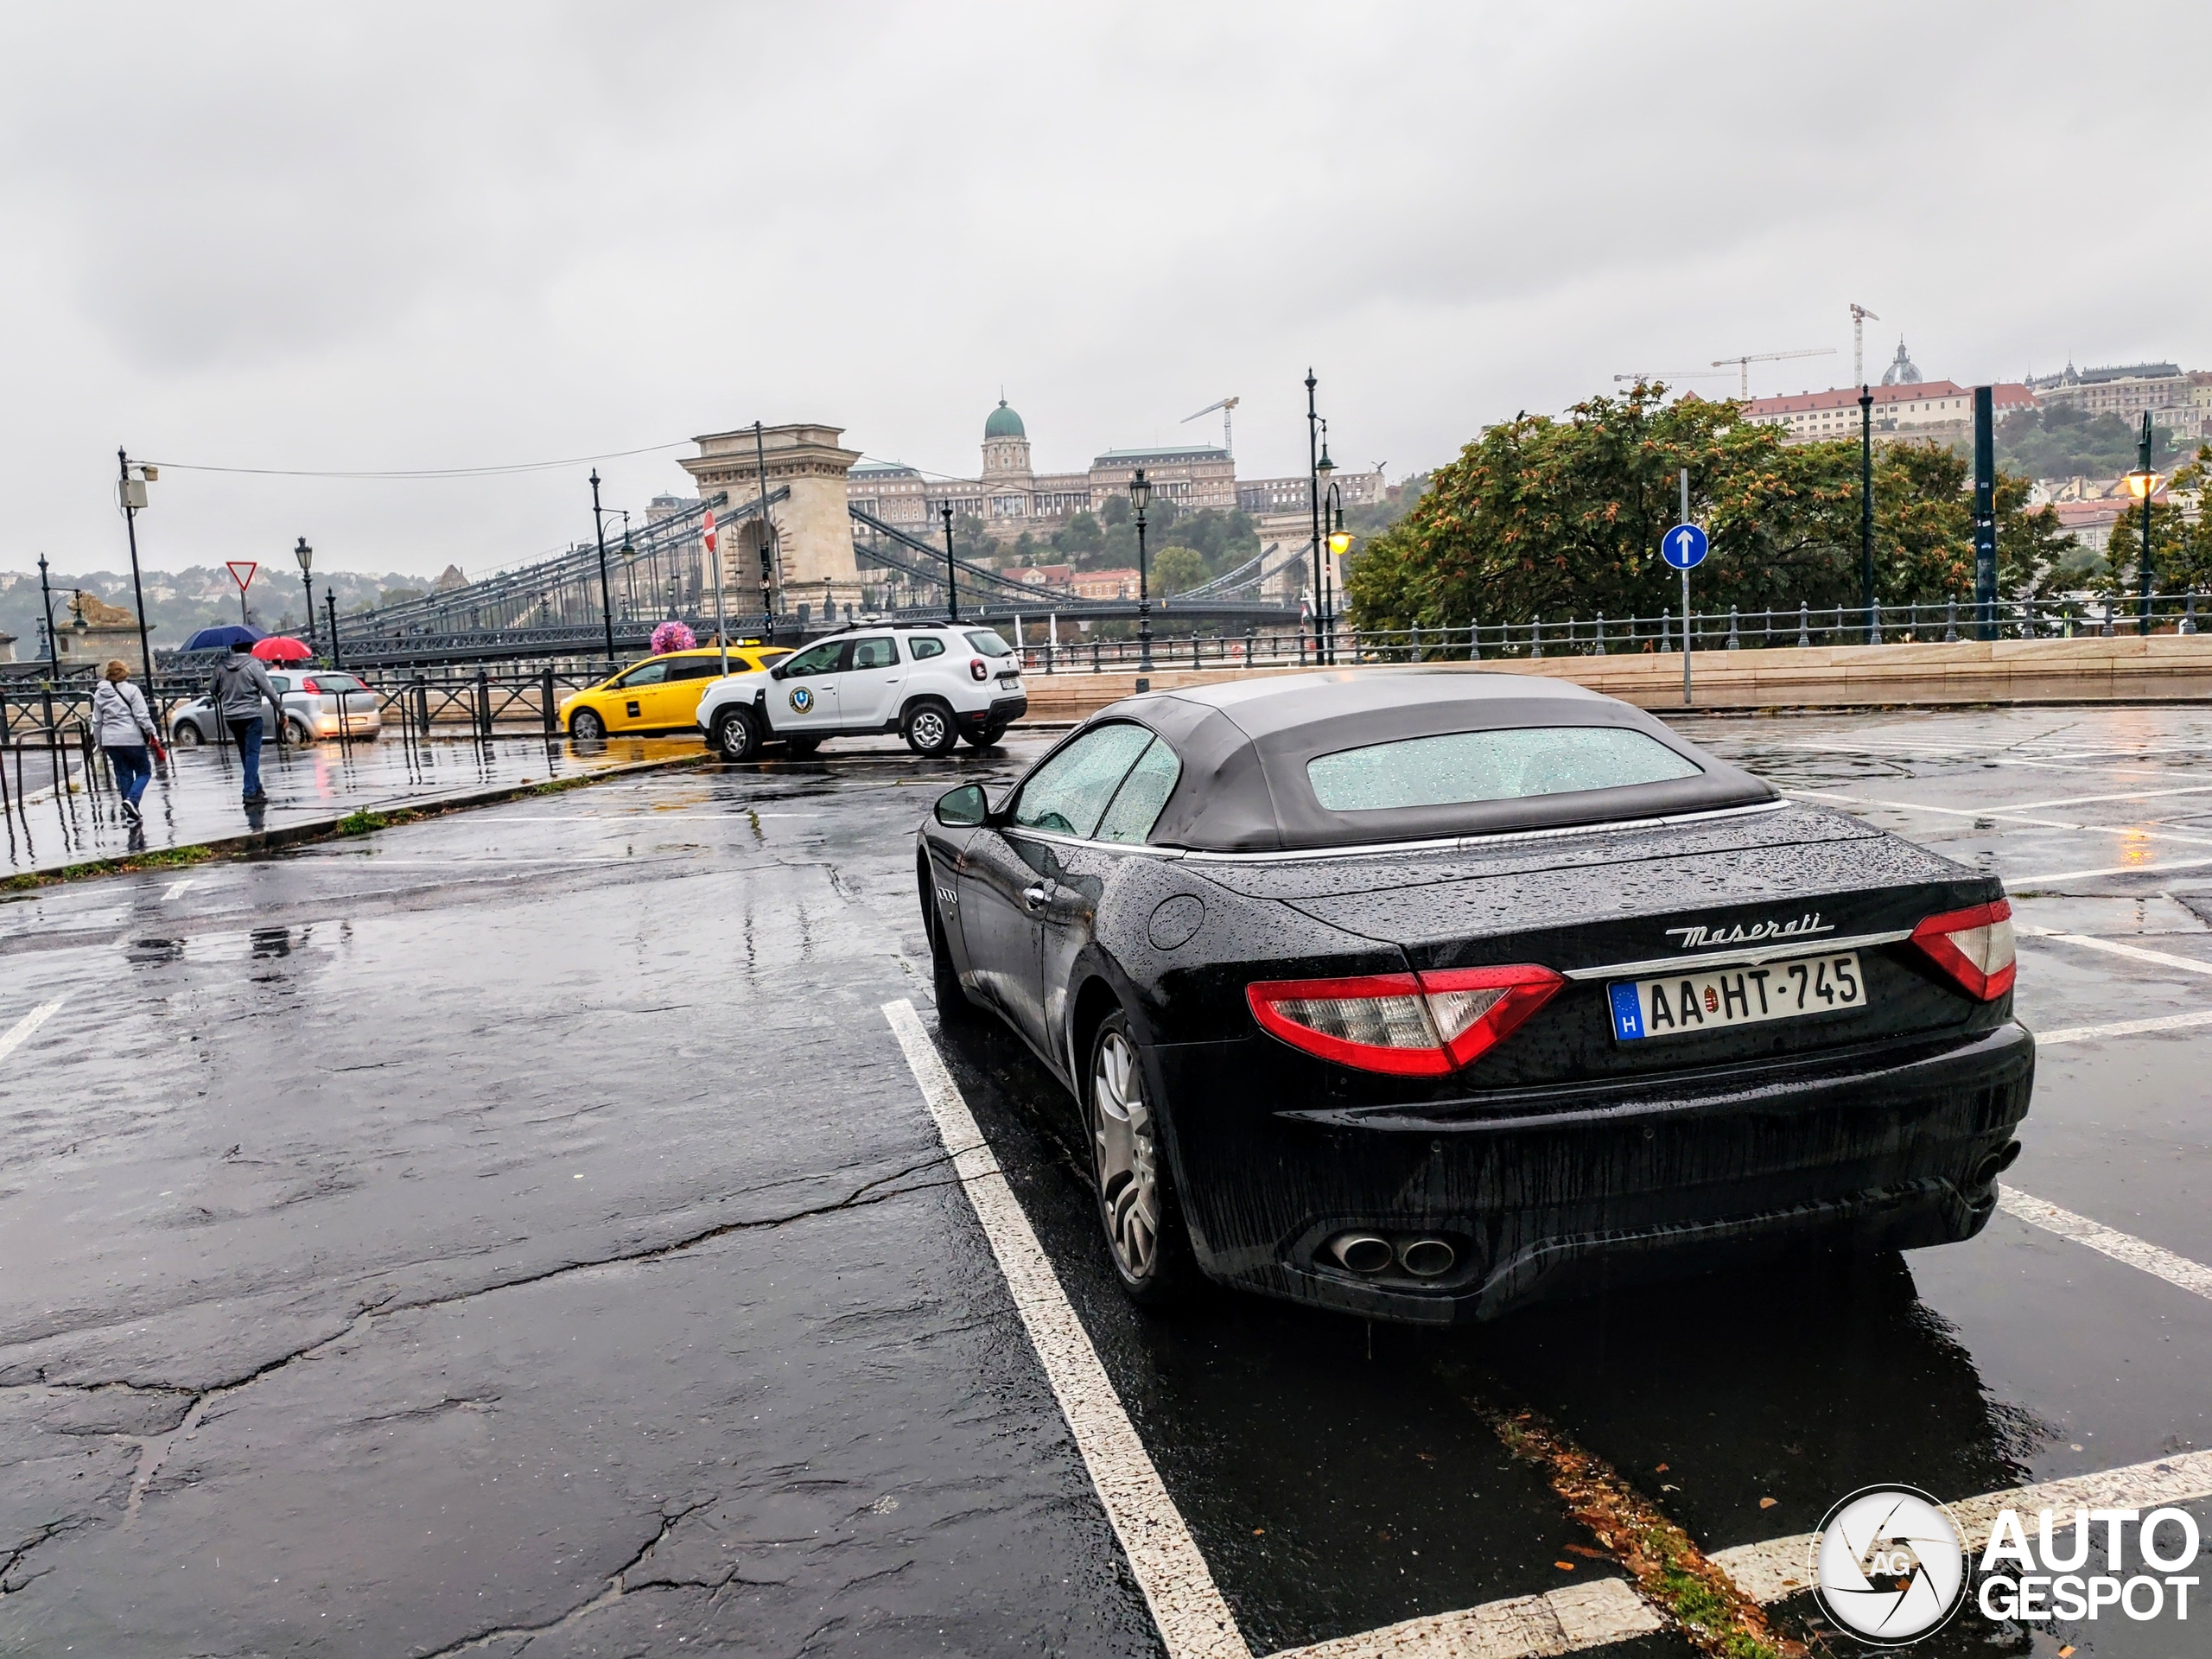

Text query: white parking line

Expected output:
[2010,854,2212,884]
[2017,925,2212,978]
[161,879,195,900]
[881,999,1249,1659]
[0,999,66,1067]
[2035,1009,2212,1045]
[1267,1580,1659,1659]
[1998,1185,2212,1304]
[1712,1447,2212,1604]
[1786,787,2212,850]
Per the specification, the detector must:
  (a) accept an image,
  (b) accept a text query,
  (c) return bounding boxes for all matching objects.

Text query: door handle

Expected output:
[1022,885,1050,910]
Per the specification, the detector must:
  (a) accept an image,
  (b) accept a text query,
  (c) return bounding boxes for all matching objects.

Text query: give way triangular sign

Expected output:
[226,561,257,593]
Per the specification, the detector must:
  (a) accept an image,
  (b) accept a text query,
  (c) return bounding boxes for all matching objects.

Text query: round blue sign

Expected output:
[1662,524,1709,570]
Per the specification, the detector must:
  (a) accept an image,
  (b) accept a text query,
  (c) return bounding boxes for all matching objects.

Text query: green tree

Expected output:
[1150,545,1209,594]
[1346,383,2059,631]
[1100,495,1131,528]
[2089,445,2212,598]
[1055,511,1104,562]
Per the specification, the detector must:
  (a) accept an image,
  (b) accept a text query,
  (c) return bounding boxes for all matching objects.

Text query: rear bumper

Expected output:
[963,693,1027,734]
[1153,1021,2035,1323]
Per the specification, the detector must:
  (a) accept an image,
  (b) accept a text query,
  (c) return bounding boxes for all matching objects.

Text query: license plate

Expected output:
[1607,951,1866,1041]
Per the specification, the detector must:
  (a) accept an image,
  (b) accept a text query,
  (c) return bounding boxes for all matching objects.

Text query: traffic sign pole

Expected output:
[1660,488,1708,707]
[1679,469,1693,705]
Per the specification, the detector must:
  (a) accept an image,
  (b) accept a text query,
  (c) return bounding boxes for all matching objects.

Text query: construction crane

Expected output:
[1181,397,1239,456]
[1849,304,1880,386]
[1710,347,1836,398]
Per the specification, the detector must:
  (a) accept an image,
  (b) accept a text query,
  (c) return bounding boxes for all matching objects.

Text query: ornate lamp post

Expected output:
[36,551,59,671]
[2126,412,2162,636]
[1129,467,1154,673]
[588,469,617,664]
[940,501,961,623]
[1314,437,1338,663]
[1305,370,1323,664]
[1325,486,1351,660]
[116,451,156,683]
[294,537,315,652]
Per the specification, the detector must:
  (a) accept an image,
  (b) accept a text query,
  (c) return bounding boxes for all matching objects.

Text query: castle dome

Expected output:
[984,399,1026,440]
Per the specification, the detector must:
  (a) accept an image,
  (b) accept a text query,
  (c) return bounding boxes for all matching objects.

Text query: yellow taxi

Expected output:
[560,645,791,740]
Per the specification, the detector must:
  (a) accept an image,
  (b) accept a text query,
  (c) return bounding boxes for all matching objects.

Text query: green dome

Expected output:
[984,399,1026,440]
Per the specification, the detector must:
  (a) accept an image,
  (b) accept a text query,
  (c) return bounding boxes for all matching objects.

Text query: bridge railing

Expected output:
[1011,594,2210,673]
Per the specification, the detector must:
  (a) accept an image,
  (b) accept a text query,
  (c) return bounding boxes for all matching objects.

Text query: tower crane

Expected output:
[1849,304,1880,386]
[1181,397,1239,456]
[1710,346,1836,398]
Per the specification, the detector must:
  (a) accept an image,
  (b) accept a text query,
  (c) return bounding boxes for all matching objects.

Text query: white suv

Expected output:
[696,623,1027,760]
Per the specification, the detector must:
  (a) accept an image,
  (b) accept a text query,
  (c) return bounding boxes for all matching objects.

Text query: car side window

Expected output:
[1011,724,1156,839]
[781,641,846,677]
[667,660,722,681]
[619,661,671,687]
[906,636,947,660]
[1095,737,1182,844]
[850,637,899,670]
[268,676,291,694]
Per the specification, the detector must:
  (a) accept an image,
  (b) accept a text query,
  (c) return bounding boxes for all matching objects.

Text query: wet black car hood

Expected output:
[1107,670,1777,852]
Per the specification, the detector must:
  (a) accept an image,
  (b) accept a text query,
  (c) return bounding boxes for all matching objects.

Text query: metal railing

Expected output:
[1007,593,2211,672]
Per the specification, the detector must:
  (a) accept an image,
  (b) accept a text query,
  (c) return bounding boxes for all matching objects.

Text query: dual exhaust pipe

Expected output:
[1973,1139,2025,1188]
[1327,1231,1456,1279]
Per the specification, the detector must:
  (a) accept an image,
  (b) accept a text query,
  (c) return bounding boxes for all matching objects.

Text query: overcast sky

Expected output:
[5,1,2206,582]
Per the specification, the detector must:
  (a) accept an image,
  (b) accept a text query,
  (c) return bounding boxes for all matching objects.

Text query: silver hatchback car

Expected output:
[168,670,383,747]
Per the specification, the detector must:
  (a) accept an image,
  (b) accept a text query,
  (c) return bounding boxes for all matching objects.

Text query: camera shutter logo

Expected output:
[1814,1486,1967,1644]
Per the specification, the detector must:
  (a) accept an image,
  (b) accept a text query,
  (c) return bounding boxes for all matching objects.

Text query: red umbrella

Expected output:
[251,636,314,664]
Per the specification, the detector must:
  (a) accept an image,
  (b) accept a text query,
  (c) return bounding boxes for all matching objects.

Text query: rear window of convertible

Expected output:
[1306,726,1700,811]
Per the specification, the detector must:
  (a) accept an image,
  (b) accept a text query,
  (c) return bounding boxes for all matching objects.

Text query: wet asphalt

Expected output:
[0,707,2207,1656]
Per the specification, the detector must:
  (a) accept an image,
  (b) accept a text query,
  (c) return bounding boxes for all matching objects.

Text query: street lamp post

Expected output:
[295,537,315,653]
[35,552,59,671]
[325,590,343,670]
[1130,468,1154,673]
[752,422,780,633]
[2127,411,2162,637]
[588,468,617,664]
[940,501,961,623]
[1305,369,1324,664]
[116,451,156,684]
[1859,385,1877,644]
[1315,436,1338,664]
[1324,483,1351,658]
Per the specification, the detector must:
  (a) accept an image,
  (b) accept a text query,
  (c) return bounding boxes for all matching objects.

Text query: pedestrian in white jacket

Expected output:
[92,659,162,824]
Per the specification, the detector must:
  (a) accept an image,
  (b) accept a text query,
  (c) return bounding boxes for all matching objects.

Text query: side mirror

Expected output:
[768,663,789,680]
[934,784,988,827]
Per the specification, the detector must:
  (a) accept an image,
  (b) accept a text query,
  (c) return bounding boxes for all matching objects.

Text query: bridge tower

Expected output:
[681,423,864,620]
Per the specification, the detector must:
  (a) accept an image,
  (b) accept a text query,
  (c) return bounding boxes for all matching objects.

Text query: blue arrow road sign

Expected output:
[1662,524,1708,570]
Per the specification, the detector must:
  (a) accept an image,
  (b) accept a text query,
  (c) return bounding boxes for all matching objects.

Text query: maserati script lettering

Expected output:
[1665,912,1834,950]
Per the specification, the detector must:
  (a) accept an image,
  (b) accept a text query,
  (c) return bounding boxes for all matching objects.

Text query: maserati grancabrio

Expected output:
[917,671,2032,1323]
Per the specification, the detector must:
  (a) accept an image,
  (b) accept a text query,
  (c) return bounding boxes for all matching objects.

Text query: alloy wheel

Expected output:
[911,709,947,750]
[1092,1029,1160,1281]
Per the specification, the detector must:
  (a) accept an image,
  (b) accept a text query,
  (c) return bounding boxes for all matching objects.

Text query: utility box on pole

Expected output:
[1973,386,1997,640]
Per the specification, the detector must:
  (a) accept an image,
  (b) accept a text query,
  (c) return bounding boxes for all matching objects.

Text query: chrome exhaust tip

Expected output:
[1328,1232,1394,1274]
[1399,1237,1456,1279]
[1974,1140,2025,1186]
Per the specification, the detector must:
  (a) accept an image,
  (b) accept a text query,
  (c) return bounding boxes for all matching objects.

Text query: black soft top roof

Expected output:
[1087,670,1776,852]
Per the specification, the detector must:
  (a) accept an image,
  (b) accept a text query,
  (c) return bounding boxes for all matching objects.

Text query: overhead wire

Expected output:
[138,440,690,480]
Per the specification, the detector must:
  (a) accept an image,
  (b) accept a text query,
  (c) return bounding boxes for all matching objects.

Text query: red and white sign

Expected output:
[226,561,258,593]
[702,510,717,553]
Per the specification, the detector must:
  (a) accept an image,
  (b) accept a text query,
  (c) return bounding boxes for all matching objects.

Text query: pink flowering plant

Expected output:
[651,620,697,654]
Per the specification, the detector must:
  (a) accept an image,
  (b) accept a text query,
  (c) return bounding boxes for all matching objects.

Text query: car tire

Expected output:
[1084,1009,1197,1306]
[783,736,823,759]
[170,722,204,749]
[961,722,1007,749]
[570,709,607,742]
[902,699,958,758]
[286,719,315,746]
[926,884,983,1026]
[709,707,760,761]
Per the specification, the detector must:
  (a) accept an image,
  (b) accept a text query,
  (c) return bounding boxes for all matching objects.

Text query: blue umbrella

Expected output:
[181,625,265,652]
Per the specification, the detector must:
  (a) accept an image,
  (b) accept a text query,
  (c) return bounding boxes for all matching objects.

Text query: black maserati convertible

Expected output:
[918,671,2031,1323]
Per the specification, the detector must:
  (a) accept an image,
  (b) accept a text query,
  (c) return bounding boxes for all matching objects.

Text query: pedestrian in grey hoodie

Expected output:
[92,658,162,826]
[212,641,284,804]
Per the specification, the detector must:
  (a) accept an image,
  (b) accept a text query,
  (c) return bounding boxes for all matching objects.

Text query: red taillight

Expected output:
[1911,899,2016,1001]
[1246,965,1564,1076]
[969,658,988,682]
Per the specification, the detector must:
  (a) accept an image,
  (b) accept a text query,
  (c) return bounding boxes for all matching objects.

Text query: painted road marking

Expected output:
[1786,787,2212,851]
[1267,1580,1659,1659]
[0,999,66,1067]
[2010,854,2212,884]
[2035,1008,2212,1044]
[161,879,195,900]
[2017,925,2212,977]
[881,999,1249,1659]
[1998,1185,2212,1305]
[1711,1447,2212,1605]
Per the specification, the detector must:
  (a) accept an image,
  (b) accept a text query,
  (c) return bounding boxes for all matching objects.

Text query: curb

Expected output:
[4,748,714,893]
